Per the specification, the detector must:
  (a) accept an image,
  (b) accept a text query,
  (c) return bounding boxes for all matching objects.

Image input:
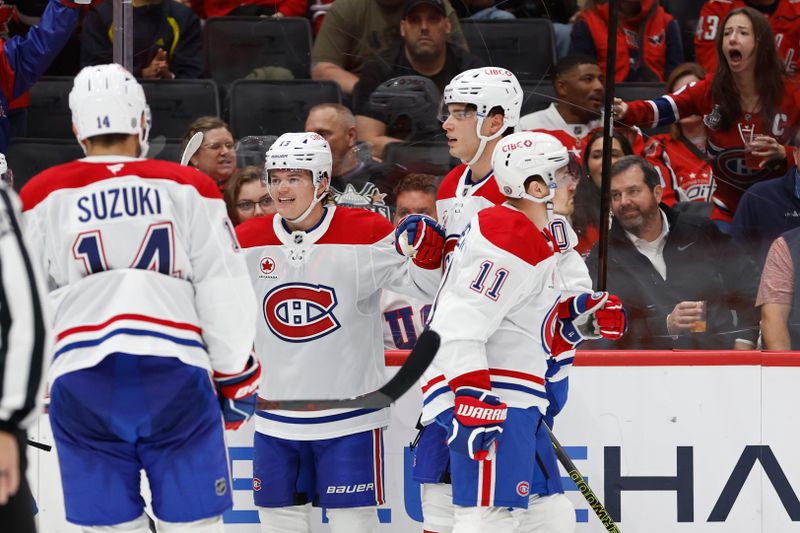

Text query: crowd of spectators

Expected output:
[2,0,800,350]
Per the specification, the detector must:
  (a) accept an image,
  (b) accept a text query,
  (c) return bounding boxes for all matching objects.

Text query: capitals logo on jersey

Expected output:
[263,283,340,342]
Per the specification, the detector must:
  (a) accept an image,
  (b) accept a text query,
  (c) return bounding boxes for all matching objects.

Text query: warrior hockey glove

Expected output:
[552,292,627,354]
[447,387,507,461]
[213,355,261,430]
[395,214,446,270]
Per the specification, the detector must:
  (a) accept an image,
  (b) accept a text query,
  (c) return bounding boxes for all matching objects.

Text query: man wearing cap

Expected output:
[353,0,484,160]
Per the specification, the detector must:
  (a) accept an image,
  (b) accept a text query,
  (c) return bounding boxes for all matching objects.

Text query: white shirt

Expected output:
[519,103,601,140]
[624,209,670,280]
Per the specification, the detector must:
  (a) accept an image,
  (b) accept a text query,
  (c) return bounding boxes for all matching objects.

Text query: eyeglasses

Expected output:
[437,109,478,122]
[201,141,235,152]
[236,196,273,212]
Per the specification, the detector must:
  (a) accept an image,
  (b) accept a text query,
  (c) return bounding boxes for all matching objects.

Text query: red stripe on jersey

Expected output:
[480,459,493,506]
[374,428,384,505]
[236,215,281,248]
[315,207,393,245]
[0,41,16,99]
[489,368,545,385]
[56,313,202,342]
[477,206,554,267]
[421,374,446,393]
[20,159,222,211]
[437,164,506,204]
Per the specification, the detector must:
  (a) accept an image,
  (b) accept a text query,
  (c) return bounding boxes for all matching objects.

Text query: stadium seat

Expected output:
[460,19,557,82]
[27,76,74,139]
[383,141,458,175]
[520,82,557,116]
[141,79,220,140]
[227,80,341,138]
[7,138,83,190]
[204,17,313,86]
[661,0,705,62]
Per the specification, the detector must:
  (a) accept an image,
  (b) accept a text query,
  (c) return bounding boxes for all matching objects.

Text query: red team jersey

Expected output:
[694,0,800,78]
[645,133,715,202]
[624,76,800,222]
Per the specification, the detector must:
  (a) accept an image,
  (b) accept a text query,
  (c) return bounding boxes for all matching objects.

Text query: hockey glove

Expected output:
[395,214,446,270]
[213,356,261,430]
[447,387,507,461]
[552,292,627,353]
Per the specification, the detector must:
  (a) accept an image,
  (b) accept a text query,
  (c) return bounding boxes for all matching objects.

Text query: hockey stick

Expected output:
[543,422,621,533]
[256,329,440,411]
[180,131,203,166]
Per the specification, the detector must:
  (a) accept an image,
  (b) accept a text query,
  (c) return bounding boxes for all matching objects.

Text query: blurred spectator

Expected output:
[644,62,715,203]
[694,0,800,78]
[570,0,684,82]
[353,0,484,159]
[731,143,800,263]
[757,226,800,350]
[519,54,603,153]
[572,129,634,254]
[586,156,759,349]
[614,7,800,228]
[81,0,204,79]
[451,0,515,20]
[311,0,467,96]
[184,0,306,18]
[182,116,237,190]
[305,103,394,219]
[381,172,437,350]
[224,165,274,225]
[0,0,82,152]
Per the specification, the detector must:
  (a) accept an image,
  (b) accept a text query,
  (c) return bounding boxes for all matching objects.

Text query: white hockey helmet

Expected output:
[492,131,571,203]
[0,153,11,186]
[440,67,523,165]
[69,64,152,157]
[265,132,332,224]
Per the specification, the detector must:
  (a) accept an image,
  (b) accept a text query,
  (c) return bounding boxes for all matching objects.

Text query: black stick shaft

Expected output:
[597,0,620,291]
[544,423,621,532]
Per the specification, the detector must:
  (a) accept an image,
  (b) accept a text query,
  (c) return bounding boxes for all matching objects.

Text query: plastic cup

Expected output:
[690,301,707,333]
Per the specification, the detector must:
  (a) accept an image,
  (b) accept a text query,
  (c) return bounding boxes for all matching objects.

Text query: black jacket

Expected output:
[586,204,759,349]
[80,0,204,79]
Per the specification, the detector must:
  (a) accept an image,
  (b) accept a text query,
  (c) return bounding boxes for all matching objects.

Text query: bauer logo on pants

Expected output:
[263,283,341,342]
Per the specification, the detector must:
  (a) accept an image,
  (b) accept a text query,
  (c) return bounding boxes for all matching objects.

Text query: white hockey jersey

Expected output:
[20,156,257,384]
[236,206,441,440]
[428,204,561,411]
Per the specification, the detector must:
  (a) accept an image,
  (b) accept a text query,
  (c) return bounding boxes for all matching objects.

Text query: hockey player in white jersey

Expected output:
[425,131,626,533]
[235,132,443,533]
[19,64,261,533]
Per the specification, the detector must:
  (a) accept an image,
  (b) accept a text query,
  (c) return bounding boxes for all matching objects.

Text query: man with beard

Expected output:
[353,0,483,160]
[586,156,759,349]
[519,55,603,156]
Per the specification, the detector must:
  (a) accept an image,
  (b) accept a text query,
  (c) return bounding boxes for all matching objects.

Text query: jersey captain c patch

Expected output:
[264,283,341,342]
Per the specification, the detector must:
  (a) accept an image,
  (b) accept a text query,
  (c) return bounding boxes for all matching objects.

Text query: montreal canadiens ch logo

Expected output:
[264,283,340,342]
[541,298,559,355]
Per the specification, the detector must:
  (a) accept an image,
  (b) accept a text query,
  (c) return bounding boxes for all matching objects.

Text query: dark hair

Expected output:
[610,155,661,190]
[572,129,635,241]
[84,133,131,147]
[553,54,599,83]
[711,7,785,131]
[224,165,264,224]
[182,116,231,152]
[393,172,438,196]
[665,62,706,140]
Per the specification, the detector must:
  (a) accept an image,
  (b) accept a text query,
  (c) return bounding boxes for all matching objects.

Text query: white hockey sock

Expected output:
[421,483,454,533]
[517,493,576,533]
[452,505,518,533]
[257,505,311,533]
[81,513,150,533]
[157,515,225,533]
[326,506,378,533]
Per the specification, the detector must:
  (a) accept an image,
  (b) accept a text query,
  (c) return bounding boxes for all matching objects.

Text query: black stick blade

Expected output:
[257,329,441,412]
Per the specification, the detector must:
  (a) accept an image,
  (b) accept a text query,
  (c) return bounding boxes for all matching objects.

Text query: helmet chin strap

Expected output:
[465,117,505,166]
[285,186,326,226]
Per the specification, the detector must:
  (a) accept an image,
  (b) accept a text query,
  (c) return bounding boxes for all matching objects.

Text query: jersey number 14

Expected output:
[72,222,176,275]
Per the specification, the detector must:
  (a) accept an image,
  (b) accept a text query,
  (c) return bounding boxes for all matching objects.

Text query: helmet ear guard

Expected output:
[491,131,570,204]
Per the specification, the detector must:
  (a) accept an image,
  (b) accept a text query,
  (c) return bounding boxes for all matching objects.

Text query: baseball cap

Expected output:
[403,0,446,17]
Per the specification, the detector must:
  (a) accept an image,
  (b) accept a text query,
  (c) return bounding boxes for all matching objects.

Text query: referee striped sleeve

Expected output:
[0,185,51,433]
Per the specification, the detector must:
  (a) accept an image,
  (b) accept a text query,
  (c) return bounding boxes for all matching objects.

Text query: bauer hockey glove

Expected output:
[395,214,446,270]
[213,355,261,430]
[552,291,627,353]
[447,387,507,461]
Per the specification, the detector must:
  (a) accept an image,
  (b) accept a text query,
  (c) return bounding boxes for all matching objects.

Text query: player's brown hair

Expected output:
[392,173,438,197]
[711,7,785,131]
